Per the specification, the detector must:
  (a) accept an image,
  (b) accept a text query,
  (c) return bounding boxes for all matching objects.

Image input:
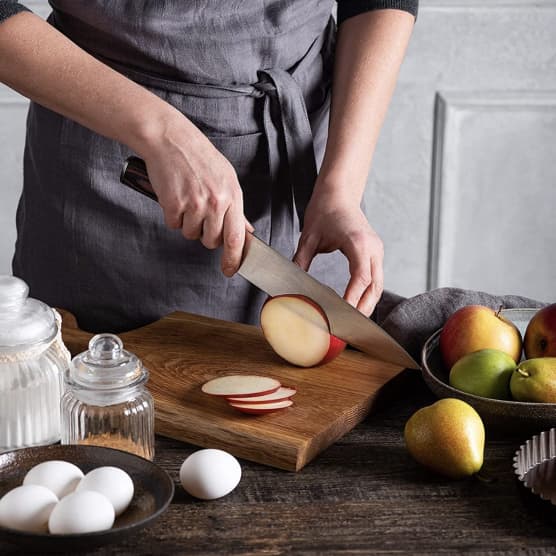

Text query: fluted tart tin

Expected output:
[514,428,556,505]
[61,333,155,460]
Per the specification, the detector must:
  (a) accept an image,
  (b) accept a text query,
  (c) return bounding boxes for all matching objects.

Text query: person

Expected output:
[0,1,417,332]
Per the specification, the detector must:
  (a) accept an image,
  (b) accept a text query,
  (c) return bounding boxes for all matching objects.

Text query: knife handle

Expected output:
[120,156,159,202]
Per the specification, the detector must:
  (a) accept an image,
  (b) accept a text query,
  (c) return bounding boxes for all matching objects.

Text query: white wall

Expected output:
[1,1,555,301]
[0,0,50,274]
[369,0,556,300]
[0,88,27,273]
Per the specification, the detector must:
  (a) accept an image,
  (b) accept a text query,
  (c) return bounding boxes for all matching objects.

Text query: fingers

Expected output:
[157,167,249,273]
[356,255,384,317]
[200,193,227,249]
[159,191,185,230]
[292,233,319,272]
[343,235,384,317]
[180,200,205,241]
[145,135,249,269]
[244,217,255,234]
[164,211,184,230]
[343,244,372,309]
[220,198,246,277]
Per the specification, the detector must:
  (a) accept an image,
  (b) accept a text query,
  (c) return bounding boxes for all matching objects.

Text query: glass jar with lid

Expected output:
[61,333,155,460]
[0,275,70,451]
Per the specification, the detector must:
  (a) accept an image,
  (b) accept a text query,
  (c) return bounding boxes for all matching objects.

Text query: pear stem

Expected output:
[495,305,504,318]
[517,368,530,378]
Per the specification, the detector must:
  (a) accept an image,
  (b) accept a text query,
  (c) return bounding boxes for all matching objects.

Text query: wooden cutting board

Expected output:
[60,310,405,471]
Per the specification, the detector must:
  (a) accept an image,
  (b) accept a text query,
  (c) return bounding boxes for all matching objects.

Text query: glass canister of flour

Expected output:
[0,275,70,451]
[61,333,155,460]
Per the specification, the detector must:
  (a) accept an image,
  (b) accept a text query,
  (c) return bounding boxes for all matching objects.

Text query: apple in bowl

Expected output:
[524,303,556,359]
[260,295,346,367]
[439,305,522,370]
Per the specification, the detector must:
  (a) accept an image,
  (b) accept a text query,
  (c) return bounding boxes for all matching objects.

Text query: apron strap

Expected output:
[255,69,317,233]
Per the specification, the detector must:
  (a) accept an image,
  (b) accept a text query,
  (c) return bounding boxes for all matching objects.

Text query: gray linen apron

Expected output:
[13,0,349,332]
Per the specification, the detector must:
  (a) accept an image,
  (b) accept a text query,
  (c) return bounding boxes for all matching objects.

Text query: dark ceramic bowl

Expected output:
[0,444,174,552]
[421,308,556,429]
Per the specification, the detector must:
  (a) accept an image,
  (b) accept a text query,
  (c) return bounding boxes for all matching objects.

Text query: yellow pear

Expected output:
[404,398,485,478]
[510,357,556,402]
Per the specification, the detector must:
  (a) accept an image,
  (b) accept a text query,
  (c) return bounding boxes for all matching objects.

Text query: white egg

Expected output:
[0,485,58,533]
[48,490,115,534]
[76,466,134,516]
[180,449,241,500]
[23,460,84,499]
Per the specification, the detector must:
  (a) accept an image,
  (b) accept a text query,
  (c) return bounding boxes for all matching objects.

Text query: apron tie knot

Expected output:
[255,68,317,232]
[251,80,276,98]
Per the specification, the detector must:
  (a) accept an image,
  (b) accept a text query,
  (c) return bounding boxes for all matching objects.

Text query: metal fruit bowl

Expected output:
[421,308,556,429]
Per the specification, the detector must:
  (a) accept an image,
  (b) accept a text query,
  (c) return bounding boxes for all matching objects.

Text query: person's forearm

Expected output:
[0,11,188,157]
[316,9,415,203]
[0,11,251,273]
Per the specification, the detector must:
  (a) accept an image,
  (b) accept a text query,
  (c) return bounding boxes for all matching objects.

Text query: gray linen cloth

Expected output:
[376,288,548,362]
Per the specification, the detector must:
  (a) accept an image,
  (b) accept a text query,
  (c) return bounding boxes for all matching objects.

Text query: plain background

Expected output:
[1,0,555,302]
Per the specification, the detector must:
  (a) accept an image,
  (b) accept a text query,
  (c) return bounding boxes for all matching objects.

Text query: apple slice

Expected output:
[229,399,293,414]
[202,375,281,398]
[260,294,346,367]
[226,386,297,404]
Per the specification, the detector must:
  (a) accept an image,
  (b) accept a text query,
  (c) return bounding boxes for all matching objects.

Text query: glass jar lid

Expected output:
[69,334,147,390]
[0,275,57,349]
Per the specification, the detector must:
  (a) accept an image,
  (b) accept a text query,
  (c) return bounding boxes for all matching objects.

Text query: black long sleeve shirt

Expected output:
[0,1,418,27]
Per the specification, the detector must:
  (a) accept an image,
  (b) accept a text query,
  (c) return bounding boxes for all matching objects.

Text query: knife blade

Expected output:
[239,233,419,369]
[120,156,420,370]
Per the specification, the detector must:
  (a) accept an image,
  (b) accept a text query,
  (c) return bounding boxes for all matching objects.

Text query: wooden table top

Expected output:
[2,369,556,555]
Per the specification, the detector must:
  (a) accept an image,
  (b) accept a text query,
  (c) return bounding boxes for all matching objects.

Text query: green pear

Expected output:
[404,398,485,478]
[510,357,556,403]
[449,348,516,400]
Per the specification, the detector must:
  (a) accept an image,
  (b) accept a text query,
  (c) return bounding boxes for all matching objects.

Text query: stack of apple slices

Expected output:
[202,375,296,415]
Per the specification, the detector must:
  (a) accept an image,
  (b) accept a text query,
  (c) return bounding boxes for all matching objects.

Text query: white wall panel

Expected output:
[429,91,556,299]
[370,0,556,298]
[0,94,28,274]
[23,0,51,18]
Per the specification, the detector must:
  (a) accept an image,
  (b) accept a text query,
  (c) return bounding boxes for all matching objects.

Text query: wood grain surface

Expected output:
[3,371,555,555]
[59,310,405,471]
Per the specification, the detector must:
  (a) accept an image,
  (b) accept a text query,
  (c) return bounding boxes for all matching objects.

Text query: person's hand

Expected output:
[140,113,253,277]
[292,193,384,316]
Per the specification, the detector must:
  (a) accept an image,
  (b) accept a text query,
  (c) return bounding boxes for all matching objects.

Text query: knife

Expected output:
[120,156,419,369]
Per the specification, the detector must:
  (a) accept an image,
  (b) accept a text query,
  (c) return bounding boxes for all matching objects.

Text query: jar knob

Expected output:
[0,275,29,311]
[70,333,145,389]
[88,334,124,362]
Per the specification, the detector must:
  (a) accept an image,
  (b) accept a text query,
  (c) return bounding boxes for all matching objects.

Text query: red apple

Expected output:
[228,399,293,414]
[260,294,346,367]
[201,375,281,397]
[439,305,522,369]
[226,386,296,404]
[524,303,556,358]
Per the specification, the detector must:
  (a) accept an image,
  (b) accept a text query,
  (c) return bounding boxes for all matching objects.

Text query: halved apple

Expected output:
[201,375,281,398]
[226,386,296,404]
[229,399,293,414]
[260,295,346,367]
